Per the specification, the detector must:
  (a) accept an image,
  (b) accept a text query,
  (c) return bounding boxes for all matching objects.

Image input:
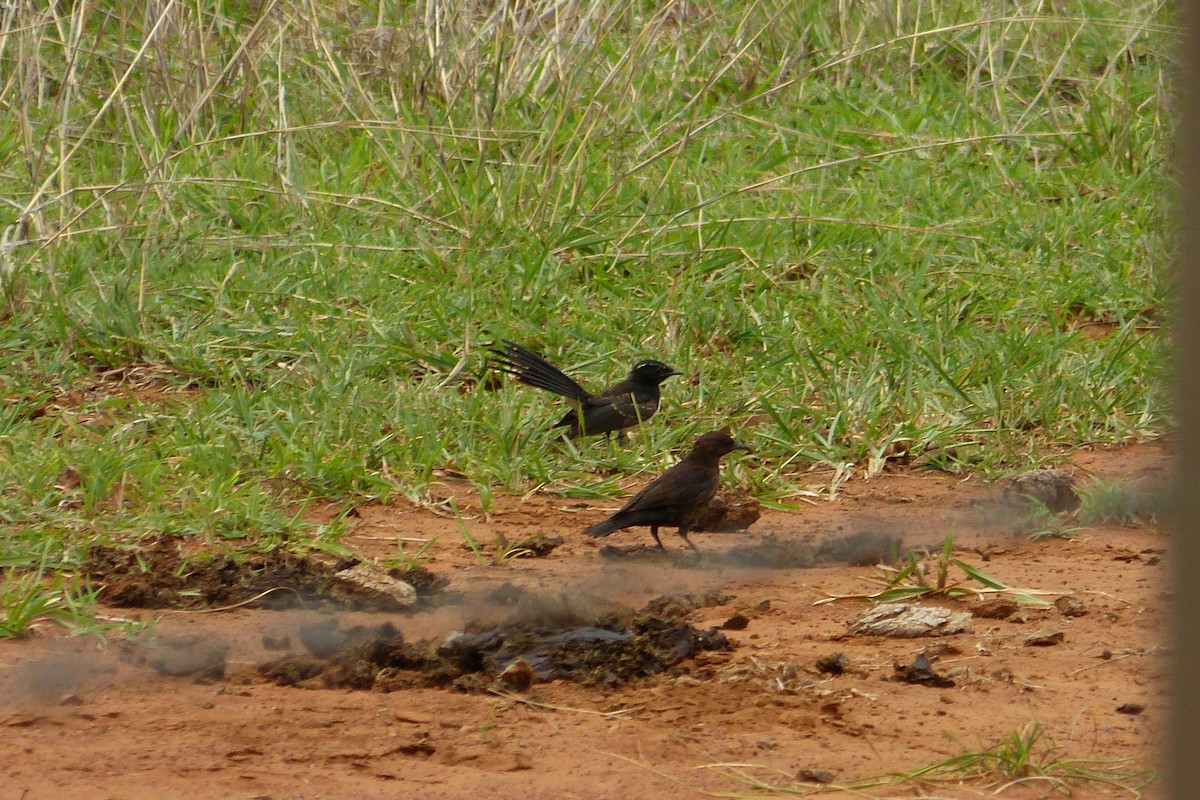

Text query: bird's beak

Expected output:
[733,442,753,453]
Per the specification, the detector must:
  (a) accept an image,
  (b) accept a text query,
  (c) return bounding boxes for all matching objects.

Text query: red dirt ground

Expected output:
[0,441,1168,799]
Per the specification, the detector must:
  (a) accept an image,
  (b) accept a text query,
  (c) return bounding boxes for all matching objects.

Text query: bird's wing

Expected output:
[572,397,642,436]
[618,462,715,515]
[589,377,659,406]
[570,380,659,433]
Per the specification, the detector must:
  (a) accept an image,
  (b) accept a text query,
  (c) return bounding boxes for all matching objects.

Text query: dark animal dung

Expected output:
[257,595,732,692]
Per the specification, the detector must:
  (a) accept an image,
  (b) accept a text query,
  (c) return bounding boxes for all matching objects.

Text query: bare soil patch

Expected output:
[0,441,1168,799]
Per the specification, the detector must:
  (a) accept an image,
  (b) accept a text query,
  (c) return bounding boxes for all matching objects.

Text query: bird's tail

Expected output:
[583,516,625,539]
[489,341,590,401]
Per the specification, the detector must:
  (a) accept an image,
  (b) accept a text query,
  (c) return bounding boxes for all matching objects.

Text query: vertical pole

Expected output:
[1171,0,1200,796]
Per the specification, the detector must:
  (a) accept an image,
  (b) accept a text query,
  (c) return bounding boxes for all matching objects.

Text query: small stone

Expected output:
[1116,703,1145,715]
[796,768,836,784]
[893,653,955,688]
[1055,596,1087,617]
[755,599,771,612]
[1024,629,1065,647]
[973,598,1018,619]
[496,658,534,693]
[814,653,850,675]
[720,613,750,631]
[849,602,974,638]
[923,641,962,657]
[334,564,417,609]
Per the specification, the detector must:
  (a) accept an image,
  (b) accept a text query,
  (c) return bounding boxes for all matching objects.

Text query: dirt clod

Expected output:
[1024,628,1066,646]
[814,653,850,675]
[719,613,749,631]
[1055,596,1088,617]
[796,768,836,784]
[258,655,329,686]
[1004,468,1080,514]
[641,589,732,619]
[894,653,954,688]
[973,597,1019,619]
[497,658,534,692]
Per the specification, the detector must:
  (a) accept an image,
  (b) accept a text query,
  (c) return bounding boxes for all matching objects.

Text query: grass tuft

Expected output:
[708,721,1154,796]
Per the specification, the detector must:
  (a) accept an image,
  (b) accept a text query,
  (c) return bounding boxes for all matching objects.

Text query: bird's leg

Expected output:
[650,526,665,549]
[678,527,701,554]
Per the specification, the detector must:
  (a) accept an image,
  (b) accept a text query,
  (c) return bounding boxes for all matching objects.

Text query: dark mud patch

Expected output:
[84,537,445,611]
[257,593,733,692]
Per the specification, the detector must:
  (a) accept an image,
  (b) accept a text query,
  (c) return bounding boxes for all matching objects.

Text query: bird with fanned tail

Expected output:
[489,340,680,438]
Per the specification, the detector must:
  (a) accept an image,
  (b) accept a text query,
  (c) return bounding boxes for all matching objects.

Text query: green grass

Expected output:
[709,722,1154,796]
[0,567,133,639]
[1080,475,1166,524]
[0,0,1174,590]
[815,534,1061,604]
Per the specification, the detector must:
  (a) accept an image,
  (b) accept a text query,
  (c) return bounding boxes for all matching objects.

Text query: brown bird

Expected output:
[489,340,680,438]
[583,430,752,552]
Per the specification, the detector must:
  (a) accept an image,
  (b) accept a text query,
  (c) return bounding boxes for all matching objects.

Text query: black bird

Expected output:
[582,430,751,551]
[489,340,680,438]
